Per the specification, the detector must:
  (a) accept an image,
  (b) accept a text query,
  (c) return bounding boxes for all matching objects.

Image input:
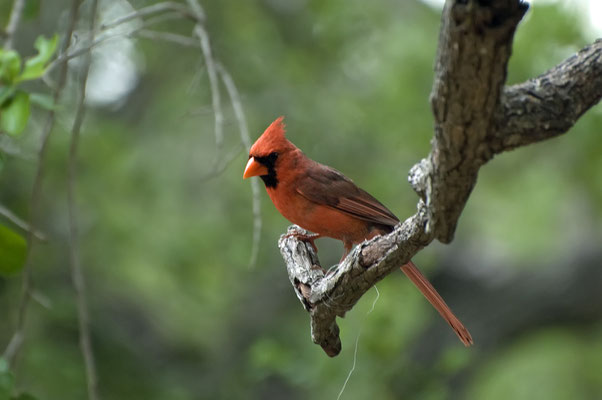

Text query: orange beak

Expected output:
[243,157,268,179]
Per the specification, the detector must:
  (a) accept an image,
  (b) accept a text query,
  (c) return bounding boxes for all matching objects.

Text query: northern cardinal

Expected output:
[243,117,473,346]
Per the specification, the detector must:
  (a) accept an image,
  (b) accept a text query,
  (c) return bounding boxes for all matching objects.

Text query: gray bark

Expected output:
[278,0,602,357]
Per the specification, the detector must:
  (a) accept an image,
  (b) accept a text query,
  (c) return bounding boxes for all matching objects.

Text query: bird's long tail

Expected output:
[400,261,473,346]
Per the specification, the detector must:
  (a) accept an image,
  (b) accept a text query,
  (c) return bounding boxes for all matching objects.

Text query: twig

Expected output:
[217,63,262,268]
[45,31,127,78]
[3,0,26,49]
[67,0,100,398]
[47,27,199,78]
[2,0,80,367]
[184,0,206,21]
[134,29,199,47]
[99,1,198,31]
[187,0,224,177]
[45,2,202,77]
[0,204,47,241]
[140,11,189,28]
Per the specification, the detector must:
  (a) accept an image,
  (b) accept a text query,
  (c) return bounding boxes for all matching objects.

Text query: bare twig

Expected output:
[67,0,100,398]
[44,31,127,78]
[45,1,203,78]
[3,0,26,49]
[184,0,206,21]
[195,24,224,172]
[99,1,198,31]
[47,26,198,78]
[217,63,262,268]
[140,11,189,28]
[187,0,224,177]
[134,29,199,47]
[0,204,47,241]
[3,0,81,367]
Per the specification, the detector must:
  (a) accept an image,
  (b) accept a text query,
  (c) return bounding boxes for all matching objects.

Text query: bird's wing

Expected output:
[296,162,399,227]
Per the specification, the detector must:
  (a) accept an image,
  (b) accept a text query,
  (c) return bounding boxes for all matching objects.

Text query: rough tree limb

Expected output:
[278,0,602,357]
[492,39,602,151]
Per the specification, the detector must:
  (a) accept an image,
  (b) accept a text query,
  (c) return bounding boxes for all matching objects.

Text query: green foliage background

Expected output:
[0,0,601,399]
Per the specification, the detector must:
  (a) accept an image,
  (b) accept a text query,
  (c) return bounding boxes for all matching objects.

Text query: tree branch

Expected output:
[426,0,528,243]
[279,0,602,357]
[491,39,602,152]
[279,210,430,356]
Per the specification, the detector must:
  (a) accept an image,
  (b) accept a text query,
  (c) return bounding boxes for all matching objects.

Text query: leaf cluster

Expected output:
[0,35,57,137]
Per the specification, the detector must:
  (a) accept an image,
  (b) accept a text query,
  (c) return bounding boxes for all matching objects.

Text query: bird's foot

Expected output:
[283,232,320,253]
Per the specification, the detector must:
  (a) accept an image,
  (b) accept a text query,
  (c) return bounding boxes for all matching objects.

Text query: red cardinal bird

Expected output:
[243,117,473,346]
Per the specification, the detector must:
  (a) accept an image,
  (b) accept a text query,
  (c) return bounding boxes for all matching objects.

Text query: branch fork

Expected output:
[278,0,602,356]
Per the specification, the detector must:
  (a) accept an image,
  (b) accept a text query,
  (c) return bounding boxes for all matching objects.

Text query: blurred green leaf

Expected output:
[0,223,27,276]
[0,50,21,84]
[29,92,55,110]
[0,86,16,107]
[0,151,4,173]
[18,34,58,82]
[0,91,30,136]
[0,358,14,400]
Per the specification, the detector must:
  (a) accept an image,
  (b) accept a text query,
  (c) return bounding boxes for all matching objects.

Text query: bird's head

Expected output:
[243,116,296,187]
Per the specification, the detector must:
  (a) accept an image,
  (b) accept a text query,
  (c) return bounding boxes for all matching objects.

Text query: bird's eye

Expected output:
[269,152,279,160]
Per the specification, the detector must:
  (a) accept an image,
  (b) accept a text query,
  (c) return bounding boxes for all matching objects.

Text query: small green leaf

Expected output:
[29,92,55,110]
[0,50,22,84]
[0,91,30,136]
[18,34,59,82]
[0,224,27,276]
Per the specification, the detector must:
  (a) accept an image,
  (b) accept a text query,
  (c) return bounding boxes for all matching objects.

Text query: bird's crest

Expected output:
[250,116,295,156]
[265,116,286,138]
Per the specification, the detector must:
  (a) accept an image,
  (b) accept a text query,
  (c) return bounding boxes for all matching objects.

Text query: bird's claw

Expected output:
[283,231,320,253]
